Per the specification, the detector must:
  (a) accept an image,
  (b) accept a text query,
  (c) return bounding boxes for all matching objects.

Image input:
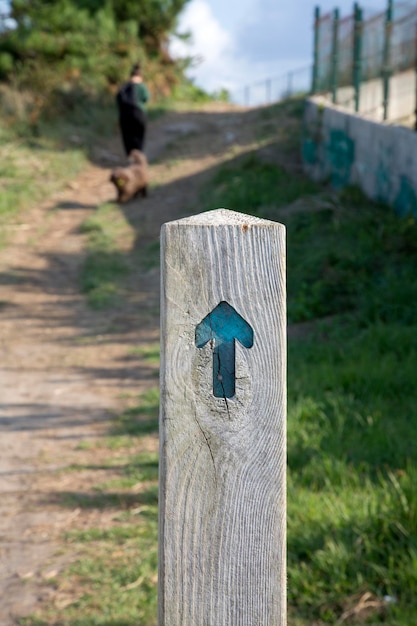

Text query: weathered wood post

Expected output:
[159,208,286,626]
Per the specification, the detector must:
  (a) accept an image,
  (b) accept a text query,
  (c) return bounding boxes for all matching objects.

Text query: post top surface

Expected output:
[163,208,284,229]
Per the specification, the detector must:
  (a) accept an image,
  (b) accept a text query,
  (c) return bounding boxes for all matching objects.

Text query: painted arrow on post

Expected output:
[195,301,254,399]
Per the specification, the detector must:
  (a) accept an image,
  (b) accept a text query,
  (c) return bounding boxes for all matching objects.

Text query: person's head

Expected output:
[130,63,142,79]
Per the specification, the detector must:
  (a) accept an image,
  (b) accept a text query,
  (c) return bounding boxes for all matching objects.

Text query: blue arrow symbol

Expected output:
[195,301,254,399]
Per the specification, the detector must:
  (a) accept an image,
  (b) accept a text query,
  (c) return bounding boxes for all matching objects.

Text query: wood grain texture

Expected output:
[159,208,286,626]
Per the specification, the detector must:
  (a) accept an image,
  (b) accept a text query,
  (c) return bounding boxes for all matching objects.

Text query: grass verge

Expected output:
[18,98,417,625]
[79,203,134,308]
[20,389,160,626]
[201,136,417,624]
[0,140,87,245]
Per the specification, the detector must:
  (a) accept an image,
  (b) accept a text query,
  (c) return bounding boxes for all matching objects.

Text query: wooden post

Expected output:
[159,208,286,626]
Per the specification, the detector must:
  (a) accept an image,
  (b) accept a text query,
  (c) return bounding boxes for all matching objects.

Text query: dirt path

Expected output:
[0,102,292,624]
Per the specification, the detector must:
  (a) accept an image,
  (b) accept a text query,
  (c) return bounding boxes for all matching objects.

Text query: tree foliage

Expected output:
[9,0,190,51]
[0,0,191,94]
[109,0,189,50]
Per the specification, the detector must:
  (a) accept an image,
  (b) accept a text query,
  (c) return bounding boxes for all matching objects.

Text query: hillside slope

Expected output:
[0,101,300,624]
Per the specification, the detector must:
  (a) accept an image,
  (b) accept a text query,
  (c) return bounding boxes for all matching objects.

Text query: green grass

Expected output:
[287,327,417,622]
[202,152,321,218]
[19,98,417,625]
[110,388,160,440]
[200,137,417,624]
[23,513,159,625]
[21,389,160,626]
[139,240,160,271]
[0,88,117,242]
[93,452,159,491]
[79,203,134,308]
[0,141,86,243]
[285,187,417,324]
[129,343,160,365]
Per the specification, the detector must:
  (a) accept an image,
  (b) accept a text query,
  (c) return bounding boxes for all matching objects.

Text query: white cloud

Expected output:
[171,0,395,100]
[170,0,235,92]
[170,0,314,101]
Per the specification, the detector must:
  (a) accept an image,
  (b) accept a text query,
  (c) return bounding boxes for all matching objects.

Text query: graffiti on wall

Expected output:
[302,126,354,187]
[327,129,355,188]
[375,146,394,204]
[302,107,323,167]
[394,176,417,217]
[377,148,417,216]
[302,138,318,166]
[303,102,417,218]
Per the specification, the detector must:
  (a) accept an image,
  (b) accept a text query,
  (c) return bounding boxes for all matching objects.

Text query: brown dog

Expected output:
[110,149,148,203]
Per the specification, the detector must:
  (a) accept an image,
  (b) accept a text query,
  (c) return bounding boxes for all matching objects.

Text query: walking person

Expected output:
[116,63,150,156]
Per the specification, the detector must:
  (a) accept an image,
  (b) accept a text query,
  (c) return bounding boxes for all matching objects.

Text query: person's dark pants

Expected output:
[119,108,146,155]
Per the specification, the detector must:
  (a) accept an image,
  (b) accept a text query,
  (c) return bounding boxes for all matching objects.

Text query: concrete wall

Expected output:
[330,69,415,127]
[303,96,417,216]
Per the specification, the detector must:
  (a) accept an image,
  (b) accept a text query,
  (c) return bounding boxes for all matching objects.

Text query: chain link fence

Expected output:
[231,65,312,108]
[312,1,417,127]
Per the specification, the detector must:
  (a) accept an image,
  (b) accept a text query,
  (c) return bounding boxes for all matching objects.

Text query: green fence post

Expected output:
[287,71,294,96]
[266,78,271,103]
[382,0,393,120]
[415,23,417,131]
[331,8,340,103]
[353,3,363,112]
[312,6,321,94]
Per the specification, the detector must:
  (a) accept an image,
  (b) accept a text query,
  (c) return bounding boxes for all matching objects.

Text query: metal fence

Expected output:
[312,1,417,127]
[231,65,312,108]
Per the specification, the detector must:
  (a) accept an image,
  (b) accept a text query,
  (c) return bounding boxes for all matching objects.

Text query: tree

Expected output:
[5,0,190,55]
[111,0,190,51]
[0,0,189,88]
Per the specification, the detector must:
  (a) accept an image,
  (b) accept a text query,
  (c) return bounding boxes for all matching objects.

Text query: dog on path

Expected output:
[110,149,148,203]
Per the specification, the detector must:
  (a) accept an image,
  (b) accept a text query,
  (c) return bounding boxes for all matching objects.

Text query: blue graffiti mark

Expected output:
[195,301,254,399]
[327,129,355,188]
[302,138,318,165]
[376,161,391,203]
[394,176,417,218]
[375,146,395,204]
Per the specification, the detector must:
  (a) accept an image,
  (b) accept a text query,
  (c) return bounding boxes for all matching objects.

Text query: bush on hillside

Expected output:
[0,0,193,126]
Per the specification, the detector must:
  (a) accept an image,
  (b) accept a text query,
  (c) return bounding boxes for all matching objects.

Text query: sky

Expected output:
[169,0,390,103]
